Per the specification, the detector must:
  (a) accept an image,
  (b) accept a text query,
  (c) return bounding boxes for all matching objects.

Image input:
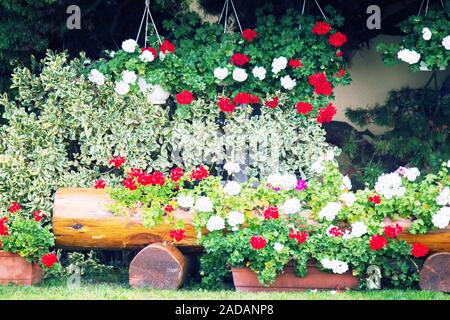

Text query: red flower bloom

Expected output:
[164,204,174,213]
[250,235,267,250]
[170,168,184,182]
[160,40,175,54]
[383,224,403,238]
[231,53,250,66]
[289,58,303,68]
[127,168,143,178]
[191,166,209,180]
[411,243,429,258]
[141,47,158,59]
[94,179,106,189]
[169,228,186,242]
[265,97,279,109]
[369,195,381,204]
[313,80,333,96]
[109,156,126,168]
[33,209,45,222]
[289,229,308,244]
[9,202,21,213]
[41,253,58,268]
[0,218,9,236]
[316,103,336,124]
[137,172,152,186]
[263,207,279,220]
[149,171,166,186]
[370,234,388,250]
[336,69,345,77]
[296,101,313,115]
[328,226,344,237]
[122,177,137,191]
[218,97,236,113]
[336,51,343,57]
[176,90,194,105]
[233,92,259,105]
[242,28,257,42]
[308,72,327,86]
[312,21,331,35]
[328,32,348,47]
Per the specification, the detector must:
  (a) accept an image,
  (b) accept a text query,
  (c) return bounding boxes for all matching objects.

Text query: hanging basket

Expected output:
[147,84,171,105]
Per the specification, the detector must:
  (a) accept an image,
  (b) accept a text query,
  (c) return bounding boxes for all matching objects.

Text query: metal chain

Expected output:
[135,0,162,47]
[218,0,243,34]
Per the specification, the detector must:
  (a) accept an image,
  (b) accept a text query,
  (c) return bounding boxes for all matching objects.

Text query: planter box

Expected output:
[232,263,359,292]
[0,251,44,285]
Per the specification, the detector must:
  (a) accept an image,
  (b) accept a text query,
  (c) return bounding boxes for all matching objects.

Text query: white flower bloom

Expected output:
[214,67,229,80]
[88,69,105,86]
[436,187,450,206]
[280,198,302,215]
[280,75,296,90]
[223,181,241,196]
[252,66,267,80]
[375,172,405,199]
[321,258,333,269]
[442,36,450,50]
[138,77,151,93]
[432,207,450,229]
[206,215,225,232]
[227,211,245,227]
[273,242,284,252]
[349,221,367,238]
[121,39,138,53]
[321,259,348,274]
[232,68,248,82]
[271,56,288,74]
[318,202,342,222]
[281,174,298,191]
[267,172,283,188]
[114,81,130,95]
[404,167,420,182]
[121,70,137,84]
[223,162,241,174]
[422,27,432,40]
[340,192,357,207]
[109,51,116,58]
[194,196,214,212]
[177,194,194,209]
[340,176,352,190]
[140,50,155,62]
[397,49,421,64]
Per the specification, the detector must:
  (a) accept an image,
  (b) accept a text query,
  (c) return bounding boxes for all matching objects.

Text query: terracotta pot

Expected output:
[0,251,44,285]
[231,262,359,292]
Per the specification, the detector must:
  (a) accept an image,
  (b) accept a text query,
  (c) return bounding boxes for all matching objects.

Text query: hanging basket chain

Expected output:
[299,0,327,30]
[218,0,243,34]
[418,0,445,16]
[135,0,162,47]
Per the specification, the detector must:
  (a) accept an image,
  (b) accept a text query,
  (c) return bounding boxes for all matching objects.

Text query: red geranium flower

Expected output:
[176,90,194,105]
[263,207,279,220]
[233,92,259,105]
[127,168,143,178]
[33,209,46,222]
[160,40,175,54]
[308,72,327,86]
[289,58,303,68]
[250,235,267,250]
[328,32,348,47]
[369,195,381,204]
[122,177,137,191]
[336,51,343,57]
[94,179,106,189]
[231,53,250,66]
[9,202,21,213]
[411,243,429,258]
[296,101,313,115]
[312,21,331,35]
[265,97,279,109]
[242,28,257,42]
[109,156,126,168]
[327,226,344,237]
[0,218,9,236]
[41,253,58,268]
[313,80,333,96]
[149,171,166,186]
[169,228,186,242]
[164,204,174,213]
[336,69,345,77]
[141,47,158,59]
[170,168,184,182]
[316,103,336,124]
[218,97,236,113]
[289,229,308,244]
[384,224,402,238]
[370,234,388,250]
[191,166,209,180]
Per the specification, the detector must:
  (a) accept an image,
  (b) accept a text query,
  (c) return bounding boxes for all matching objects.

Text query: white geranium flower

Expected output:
[121,39,138,53]
[121,70,137,84]
[114,81,130,95]
[177,194,194,209]
[375,172,405,199]
[397,49,421,64]
[214,67,229,80]
[436,187,450,206]
[140,50,155,62]
[88,69,105,86]
[318,202,342,222]
[340,192,357,207]
[206,215,225,232]
[349,221,367,238]
[442,36,450,50]
[267,172,283,188]
[404,167,420,182]
[223,181,241,196]
[332,260,349,274]
[280,198,302,215]
[232,68,248,82]
[321,258,333,269]
[223,162,241,174]
[281,174,298,191]
[340,176,352,190]
[273,242,284,253]
[227,211,245,227]
[280,75,296,90]
[271,56,288,74]
[252,66,267,80]
[422,27,432,40]
[194,196,214,212]
[432,207,450,229]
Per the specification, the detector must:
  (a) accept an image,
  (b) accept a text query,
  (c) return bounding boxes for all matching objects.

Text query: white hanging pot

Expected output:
[419,61,446,71]
[147,84,170,104]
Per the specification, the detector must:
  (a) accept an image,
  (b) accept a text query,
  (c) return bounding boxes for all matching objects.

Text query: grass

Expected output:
[0,279,448,300]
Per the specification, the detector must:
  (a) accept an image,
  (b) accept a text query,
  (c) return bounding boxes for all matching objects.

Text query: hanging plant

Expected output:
[377,9,450,71]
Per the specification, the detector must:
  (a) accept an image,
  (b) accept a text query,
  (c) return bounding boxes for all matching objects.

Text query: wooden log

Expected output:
[129,243,188,289]
[419,253,450,292]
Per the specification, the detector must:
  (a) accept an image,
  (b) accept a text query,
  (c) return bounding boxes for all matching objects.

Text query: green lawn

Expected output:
[0,279,448,300]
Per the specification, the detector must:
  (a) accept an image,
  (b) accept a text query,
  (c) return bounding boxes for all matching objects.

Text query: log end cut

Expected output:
[419,252,450,292]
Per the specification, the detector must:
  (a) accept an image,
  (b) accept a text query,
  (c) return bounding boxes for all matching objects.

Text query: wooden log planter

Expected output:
[53,188,450,291]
